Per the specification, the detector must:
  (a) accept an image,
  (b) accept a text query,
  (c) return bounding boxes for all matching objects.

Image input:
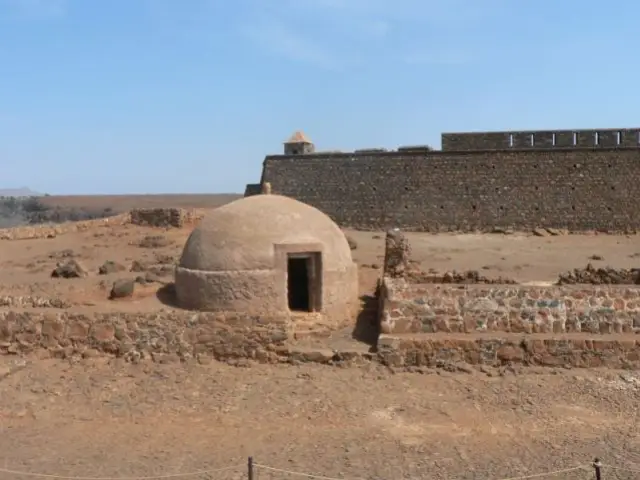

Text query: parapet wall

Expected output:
[379,280,640,335]
[260,147,640,232]
[441,128,640,151]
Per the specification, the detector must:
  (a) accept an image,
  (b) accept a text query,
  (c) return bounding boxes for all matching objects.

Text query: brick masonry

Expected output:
[256,131,640,232]
[379,280,640,335]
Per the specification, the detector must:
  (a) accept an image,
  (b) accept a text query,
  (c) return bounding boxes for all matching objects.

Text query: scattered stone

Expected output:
[545,228,567,236]
[409,269,517,285]
[143,272,166,284]
[345,235,358,250]
[138,235,172,248]
[98,260,126,275]
[130,260,147,272]
[147,264,174,277]
[51,259,88,279]
[48,249,75,259]
[532,228,548,237]
[588,254,604,261]
[109,279,135,299]
[557,263,640,285]
[154,253,175,264]
[491,226,514,235]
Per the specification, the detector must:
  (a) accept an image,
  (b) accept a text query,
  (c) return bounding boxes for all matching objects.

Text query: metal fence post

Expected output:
[593,458,602,480]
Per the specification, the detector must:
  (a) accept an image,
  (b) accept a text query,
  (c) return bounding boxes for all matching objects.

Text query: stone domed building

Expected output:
[175,192,358,324]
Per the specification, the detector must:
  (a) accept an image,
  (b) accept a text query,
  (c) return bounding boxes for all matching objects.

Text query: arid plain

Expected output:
[1,194,639,480]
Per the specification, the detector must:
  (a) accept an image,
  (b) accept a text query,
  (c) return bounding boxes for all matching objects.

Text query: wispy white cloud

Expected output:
[0,0,67,18]
[237,0,506,69]
[240,20,338,69]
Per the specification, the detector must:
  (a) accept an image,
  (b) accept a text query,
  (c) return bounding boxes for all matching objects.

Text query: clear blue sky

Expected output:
[1,0,639,195]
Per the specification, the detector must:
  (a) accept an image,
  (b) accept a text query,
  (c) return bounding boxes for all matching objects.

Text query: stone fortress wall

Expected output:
[254,128,640,232]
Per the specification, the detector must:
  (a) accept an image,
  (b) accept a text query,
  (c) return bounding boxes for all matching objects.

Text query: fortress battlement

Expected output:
[263,128,640,159]
[246,128,640,233]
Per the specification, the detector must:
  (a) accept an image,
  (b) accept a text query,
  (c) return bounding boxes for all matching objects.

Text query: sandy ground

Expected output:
[1,358,639,479]
[1,223,639,307]
[1,206,640,478]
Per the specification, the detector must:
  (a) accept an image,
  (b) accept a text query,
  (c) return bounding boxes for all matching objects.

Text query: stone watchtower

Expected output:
[284,131,315,155]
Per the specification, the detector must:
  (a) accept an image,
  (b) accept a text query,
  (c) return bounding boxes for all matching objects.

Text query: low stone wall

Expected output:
[0,214,130,240]
[2,309,640,370]
[377,335,640,369]
[0,296,70,309]
[379,278,640,335]
[0,208,207,241]
[0,310,291,362]
[129,208,204,228]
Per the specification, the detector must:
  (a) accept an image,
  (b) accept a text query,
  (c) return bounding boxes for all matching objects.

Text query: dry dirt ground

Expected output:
[2,214,640,478]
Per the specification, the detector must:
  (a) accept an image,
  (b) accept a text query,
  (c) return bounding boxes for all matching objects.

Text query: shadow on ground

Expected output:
[352,293,380,350]
[156,283,180,308]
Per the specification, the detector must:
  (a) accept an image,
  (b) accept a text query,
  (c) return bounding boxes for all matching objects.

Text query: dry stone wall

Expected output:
[0,310,291,362]
[260,147,640,232]
[2,307,640,370]
[0,214,130,240]
[129,208,204,228]
[377,335,640,369]
[380,280,640,335]
[0,208,205,241]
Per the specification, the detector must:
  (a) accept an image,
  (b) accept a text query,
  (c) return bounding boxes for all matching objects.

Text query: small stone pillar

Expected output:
[261,182,272,194]
[383,228,411,278]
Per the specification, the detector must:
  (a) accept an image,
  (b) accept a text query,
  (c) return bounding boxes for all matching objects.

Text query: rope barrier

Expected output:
[253,463,362,480]
[602,463,640,473]
[0,459,624,479]
[0,464,240,480]
[493,464,589,480]
[253,461,590,480]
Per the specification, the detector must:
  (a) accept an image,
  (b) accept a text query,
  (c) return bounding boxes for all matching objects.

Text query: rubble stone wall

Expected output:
[129,208,204,228]
[0,214,130,240]
[379,278,640,335]
[377,335,640,369]
[0,310,291,362]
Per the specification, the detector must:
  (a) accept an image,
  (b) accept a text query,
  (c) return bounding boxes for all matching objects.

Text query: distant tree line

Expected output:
[0,196,117,228]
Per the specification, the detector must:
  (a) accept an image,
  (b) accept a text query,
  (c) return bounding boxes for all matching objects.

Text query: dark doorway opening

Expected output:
[287,253,321,312]
[288,257,310,311]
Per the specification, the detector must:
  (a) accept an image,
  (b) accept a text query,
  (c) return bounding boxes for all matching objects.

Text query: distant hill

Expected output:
[0,187,42,197]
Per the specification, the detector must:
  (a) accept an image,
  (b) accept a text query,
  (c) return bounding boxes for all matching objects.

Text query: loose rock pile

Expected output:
[408,269,518,284]
[557,263,640,285]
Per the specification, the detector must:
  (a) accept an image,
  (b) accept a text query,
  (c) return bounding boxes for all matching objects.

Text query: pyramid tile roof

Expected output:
[285,131,312,144]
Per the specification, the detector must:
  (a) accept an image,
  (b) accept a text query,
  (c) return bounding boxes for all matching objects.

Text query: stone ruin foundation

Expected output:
[2,223,640,370]
[377,229,640,370]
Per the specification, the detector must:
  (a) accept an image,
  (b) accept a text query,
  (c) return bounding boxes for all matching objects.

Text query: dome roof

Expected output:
[179,194,353,272]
